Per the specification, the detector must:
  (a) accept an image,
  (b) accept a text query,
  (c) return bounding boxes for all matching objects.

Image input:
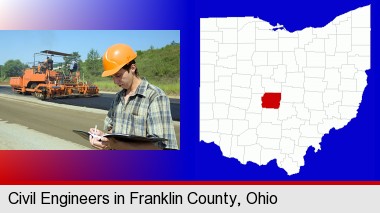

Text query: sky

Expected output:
[0,30,180,65]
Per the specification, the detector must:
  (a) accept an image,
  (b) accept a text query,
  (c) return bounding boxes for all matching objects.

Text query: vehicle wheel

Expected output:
[41,88,47,100]
[30,83,38,96]
[30,83,38,89]
[35,87,47,100]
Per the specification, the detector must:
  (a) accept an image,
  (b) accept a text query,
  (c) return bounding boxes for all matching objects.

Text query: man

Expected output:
[44,57,53,70]
[70,60,78,73]
[89,43,178,150]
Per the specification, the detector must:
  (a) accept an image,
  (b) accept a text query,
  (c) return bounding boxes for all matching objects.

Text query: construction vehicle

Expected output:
[9,50,99,100]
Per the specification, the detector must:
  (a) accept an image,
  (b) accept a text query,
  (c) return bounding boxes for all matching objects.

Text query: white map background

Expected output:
[200,6,371,175]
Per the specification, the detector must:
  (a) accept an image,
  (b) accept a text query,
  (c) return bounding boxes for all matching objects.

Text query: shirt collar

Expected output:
[119,78,148,98]
[135,78,148,97]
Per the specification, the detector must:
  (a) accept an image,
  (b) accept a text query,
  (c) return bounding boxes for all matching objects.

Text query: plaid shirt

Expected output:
[104,79,178,149]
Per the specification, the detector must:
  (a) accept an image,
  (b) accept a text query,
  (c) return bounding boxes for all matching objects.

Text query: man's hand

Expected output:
[88,128,110,150]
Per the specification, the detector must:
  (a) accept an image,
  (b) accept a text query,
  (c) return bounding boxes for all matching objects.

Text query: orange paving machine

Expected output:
[9,50,99,100]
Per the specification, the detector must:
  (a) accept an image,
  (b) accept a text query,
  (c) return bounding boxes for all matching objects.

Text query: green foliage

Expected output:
[148,79,180,97]
[63,52,81,71]
[0,65,3,79]
[2,60,28,78]
[136,42,180,84]
[94,80,180,97]
[83,49,102,80]
[93,80,121,92]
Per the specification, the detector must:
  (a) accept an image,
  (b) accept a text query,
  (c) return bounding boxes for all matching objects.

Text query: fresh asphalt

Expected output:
[46,93,180,121]
[0,85,180,121]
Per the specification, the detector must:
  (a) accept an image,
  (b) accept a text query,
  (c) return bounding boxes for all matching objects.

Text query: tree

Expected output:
[84,49,102,77]
[2,60,27,78]
[136,50,143,57]
[63,52,81,71]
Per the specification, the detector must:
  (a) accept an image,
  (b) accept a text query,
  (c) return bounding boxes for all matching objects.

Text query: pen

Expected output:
[93,125,102,140]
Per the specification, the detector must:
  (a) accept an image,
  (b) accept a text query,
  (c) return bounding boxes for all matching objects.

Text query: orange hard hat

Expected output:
[102,43,137,77]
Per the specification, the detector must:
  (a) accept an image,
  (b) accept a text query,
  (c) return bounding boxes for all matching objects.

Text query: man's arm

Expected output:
[104,98,116,132]
[147,95,178,150]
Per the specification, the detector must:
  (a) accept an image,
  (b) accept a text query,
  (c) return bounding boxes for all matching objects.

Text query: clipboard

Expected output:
[72,130,168,143]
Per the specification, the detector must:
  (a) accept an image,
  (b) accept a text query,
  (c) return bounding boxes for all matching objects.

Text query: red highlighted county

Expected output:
[261,93,281,109]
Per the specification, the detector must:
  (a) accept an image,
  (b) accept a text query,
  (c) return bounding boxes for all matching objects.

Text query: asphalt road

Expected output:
[0,85,180,121]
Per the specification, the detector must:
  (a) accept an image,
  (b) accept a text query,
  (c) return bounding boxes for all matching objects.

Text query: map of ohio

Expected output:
[200,5,371,175]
